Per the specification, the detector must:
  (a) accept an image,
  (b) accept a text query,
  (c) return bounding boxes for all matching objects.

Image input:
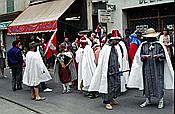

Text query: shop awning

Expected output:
[8,0,75,35]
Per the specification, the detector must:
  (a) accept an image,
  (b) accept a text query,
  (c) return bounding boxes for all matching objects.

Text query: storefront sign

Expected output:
[107,4,116,11]
[0,21,12,30]
[136,25,148,33]
[8,20,57,35]
[98,9,112,23]
[139,0,163,4]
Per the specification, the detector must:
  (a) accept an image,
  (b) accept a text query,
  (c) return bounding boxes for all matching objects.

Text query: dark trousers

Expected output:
[40,82,47,90]
[102,74,121,104]
[11,65,23,90]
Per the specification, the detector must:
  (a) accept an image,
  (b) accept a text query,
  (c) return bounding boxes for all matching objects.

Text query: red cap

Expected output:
[110,30,121,40]
[101,40,106,44]
[80,36,87,43]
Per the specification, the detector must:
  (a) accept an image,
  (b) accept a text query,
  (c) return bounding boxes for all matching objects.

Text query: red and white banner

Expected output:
[8,21,57,35]
[44,29,58,59]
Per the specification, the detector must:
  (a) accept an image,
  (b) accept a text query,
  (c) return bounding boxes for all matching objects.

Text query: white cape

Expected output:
[75,48,84,90]
[88,45,111,93]
[81,45,96,90]
[119,41,130,92]
[88,43,129,93]
[127,41,174,90]
[75,45,96,90]
[23,51,52,86]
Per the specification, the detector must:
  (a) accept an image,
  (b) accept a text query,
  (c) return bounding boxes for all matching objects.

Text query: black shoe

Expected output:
[88,95,95,99]
[62,90,67,94]
[17,87,23,90]
[88,94,99,99]
[84,92,91,97]
[13,88,16,91]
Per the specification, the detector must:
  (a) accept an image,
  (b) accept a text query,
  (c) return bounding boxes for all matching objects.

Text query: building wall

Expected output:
[0,0,30,51]
[107,0,174,36]
[121,0,174,9]
[14,0,30,12]
[0,0,6,14]
[0,0,30,15]
[87,0,93,30]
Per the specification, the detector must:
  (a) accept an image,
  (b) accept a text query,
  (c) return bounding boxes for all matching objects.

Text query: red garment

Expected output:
[59,65,71,84]
[94,47,101,65]
[129,43,139,64]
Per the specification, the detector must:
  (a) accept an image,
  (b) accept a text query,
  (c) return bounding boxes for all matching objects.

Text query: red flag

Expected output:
[44,29,58,59]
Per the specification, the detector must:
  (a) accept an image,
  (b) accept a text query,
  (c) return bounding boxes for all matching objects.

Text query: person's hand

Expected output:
[61,63,66,68]
[142,55,150,60]
[153,55,159,59]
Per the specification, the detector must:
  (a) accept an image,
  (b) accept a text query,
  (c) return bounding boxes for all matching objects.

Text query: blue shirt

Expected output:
[7,47,23,67]
[130,34,141,46]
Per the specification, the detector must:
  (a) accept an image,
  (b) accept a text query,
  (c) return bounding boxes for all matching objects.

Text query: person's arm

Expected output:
[159,35,164,43]
[153,44,165,60]
[16,49,23,64]
[140,44,151,61]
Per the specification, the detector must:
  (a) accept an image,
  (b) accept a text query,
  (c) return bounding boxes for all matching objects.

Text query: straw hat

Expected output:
[143,28,160,38]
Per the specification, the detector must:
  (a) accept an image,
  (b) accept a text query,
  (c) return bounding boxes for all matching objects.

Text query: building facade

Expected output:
[106,0,175,36]
[0,0,30,50]
[89,0,174,36]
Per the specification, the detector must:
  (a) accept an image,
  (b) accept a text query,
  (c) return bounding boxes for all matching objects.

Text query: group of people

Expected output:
[2,27,174,110]
[6,40,52,100]
[52,28,174,110]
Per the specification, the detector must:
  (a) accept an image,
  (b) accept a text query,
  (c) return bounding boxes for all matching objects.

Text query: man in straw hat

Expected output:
[127,28,174,109]
[88,30,123,110]
[23,41,52,101]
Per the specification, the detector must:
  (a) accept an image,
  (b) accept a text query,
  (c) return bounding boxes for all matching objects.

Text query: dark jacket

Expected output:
[7,47,23,67]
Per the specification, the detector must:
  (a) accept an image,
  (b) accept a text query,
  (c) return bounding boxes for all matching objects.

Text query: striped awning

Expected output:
[8,0,75,35]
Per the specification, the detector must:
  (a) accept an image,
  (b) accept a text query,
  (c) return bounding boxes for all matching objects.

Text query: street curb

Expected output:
[0,96,44,114]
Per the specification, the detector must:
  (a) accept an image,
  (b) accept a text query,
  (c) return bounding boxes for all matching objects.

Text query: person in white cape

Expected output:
[127,28,174,109]
[117,40,130,92]
[88,31,122,110]
[23,41,52,101]
[75,36,96,93]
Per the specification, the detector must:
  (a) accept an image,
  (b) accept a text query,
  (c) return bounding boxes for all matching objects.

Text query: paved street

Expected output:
[0,97,37,114]
[0,68,174,114]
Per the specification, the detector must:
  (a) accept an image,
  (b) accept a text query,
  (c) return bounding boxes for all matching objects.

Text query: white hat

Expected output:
[143,28,160,38]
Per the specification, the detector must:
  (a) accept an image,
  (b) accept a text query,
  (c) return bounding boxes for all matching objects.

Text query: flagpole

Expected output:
[44,28,57,55]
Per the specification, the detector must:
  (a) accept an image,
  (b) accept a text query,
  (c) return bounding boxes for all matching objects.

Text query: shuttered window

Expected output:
[7,0,14,13]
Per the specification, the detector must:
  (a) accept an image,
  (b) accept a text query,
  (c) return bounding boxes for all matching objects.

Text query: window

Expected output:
[7,0,14,13]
